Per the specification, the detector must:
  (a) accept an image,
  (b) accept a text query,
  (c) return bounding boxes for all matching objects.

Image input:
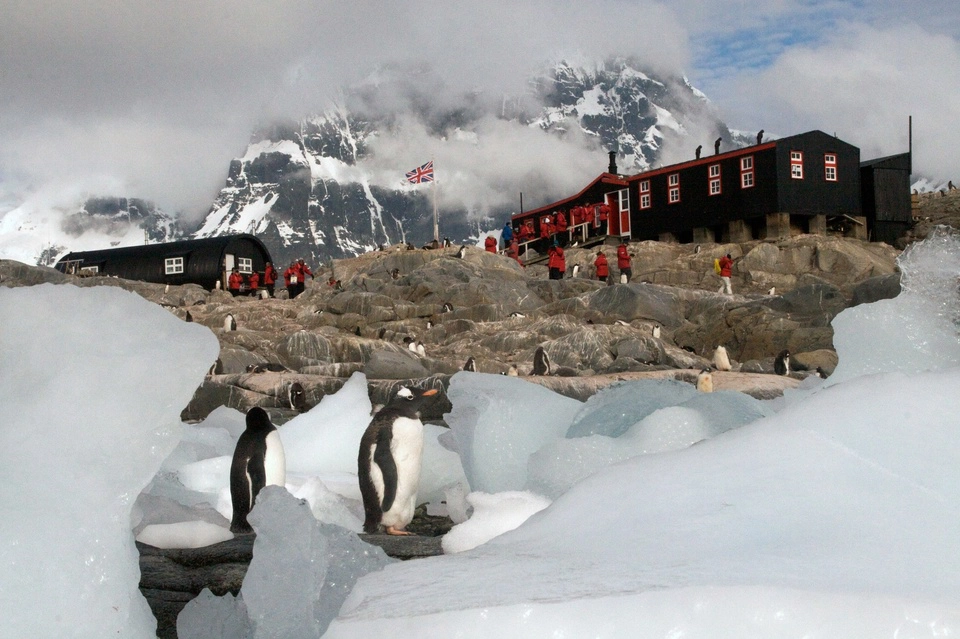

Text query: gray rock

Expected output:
[363,349,431,380]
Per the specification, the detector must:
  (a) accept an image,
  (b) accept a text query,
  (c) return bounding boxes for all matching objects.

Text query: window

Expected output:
[164,257,184,275]
[740,156,754,189]
[238,257,253,274]
[617,188,630,213]
[80,265,99,275]
[709,164,721,195]
[824,154,837,182]
[668,173,680,204]
[639,180,651,209]
[790,151,803,179]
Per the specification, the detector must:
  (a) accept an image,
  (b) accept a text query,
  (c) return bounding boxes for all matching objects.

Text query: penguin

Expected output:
[229,407,286,534]
[509,312,526,319]
[506,364,519,377]
[224,314,237,332]
[207,358,224,376]
[614,319,630,326]
[415,341,426,358]
[713,345,732,371]
[164,284,170,293]
[696,368,714,393]
[532,346,551,376]
[442,302,454,313]
[620,273,628,284]
[358,386,439,535]
[391,268,400,280]
[774,349,791,376]
[288,382,307,412]
[456,245,466,259]
[768,287,776,296]
[463,356,477,372]
[652,324,661,339]
[571,264,580,278]
[377,327,387,339]
[443,237,452,248]
[185,310,193,323]
[694,244,701,254]
[426,319,434,329]
[354,325,362,337]
[405,337,418,353]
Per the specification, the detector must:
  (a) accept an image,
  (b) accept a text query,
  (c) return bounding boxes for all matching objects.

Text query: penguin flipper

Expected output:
[247,441,268,505]
[374,427,398,513]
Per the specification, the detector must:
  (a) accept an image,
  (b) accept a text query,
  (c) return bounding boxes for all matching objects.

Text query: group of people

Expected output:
[225,258,315,299]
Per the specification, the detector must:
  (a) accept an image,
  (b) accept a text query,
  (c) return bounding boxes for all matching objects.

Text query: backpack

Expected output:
[713,258,721,275]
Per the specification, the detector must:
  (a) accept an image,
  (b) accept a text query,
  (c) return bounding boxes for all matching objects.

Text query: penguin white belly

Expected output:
[263,430,286,488]
[381,416,424,528]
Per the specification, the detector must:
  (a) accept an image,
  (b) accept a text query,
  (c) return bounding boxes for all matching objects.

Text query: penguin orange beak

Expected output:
[422,389,439,397]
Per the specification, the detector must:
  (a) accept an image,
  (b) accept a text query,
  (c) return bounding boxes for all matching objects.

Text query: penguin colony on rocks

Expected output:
[358,386,439,535]
[229,408,286,534]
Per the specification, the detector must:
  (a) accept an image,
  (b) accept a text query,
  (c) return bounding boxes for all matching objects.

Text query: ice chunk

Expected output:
[419,423,470,509]
[177,589,251,639]
[445,372,582,493]
[177,455,232,494]
[290,476,364,532]
[279,371,373,475]
[0,284,219,638]
[442,491,551,554]
[135,520,233,549]
[565,378,698,438]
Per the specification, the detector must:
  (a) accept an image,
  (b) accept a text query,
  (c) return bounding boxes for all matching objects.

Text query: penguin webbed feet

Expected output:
[384,526,416,536]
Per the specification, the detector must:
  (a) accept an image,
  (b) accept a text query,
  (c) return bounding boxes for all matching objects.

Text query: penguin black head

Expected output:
[288,382,306,412]
[245,407,275,433]
[387,386,440,418]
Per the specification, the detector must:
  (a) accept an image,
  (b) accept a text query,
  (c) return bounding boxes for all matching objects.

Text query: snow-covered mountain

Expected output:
[0,59,760,267]
[193,59,737,267]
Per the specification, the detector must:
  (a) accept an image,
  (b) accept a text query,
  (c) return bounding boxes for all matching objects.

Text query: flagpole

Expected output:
[432,160,439,242]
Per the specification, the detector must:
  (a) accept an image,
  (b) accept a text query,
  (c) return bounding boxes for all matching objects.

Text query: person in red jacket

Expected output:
[598,203,610,233]
[283,261,298,299]
[248,270,260,297]
[228,268,243,296]
[263,262,277,297]
[507,237,521,265]
[555,210,568,245]
[484,234,498,253]
[617,239,633,283]
[717,253,734,295]
[292,258,313,298]
[594,250,609,283]
[547,241,565,280]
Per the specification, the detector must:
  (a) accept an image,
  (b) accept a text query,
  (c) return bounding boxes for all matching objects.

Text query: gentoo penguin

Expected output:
[571,264,580,278]
[509,311,526,319]
[532,346,551,376]
[391,268,400,280]
[768,287,776,296]
[506,364,519,377]
[463,356,477,372]
[185,310,193,323]
[713,345,732,371]
[426,319,434,329]
[652,324,661,339]
[442,302,454,313]
[614,319,630,326]
[696,368,714,393]
[164,284,170,293]
[354,325,362,337]
[620,273,628,284]
[415,341,426,358]
[694,244,701,254]
[358,386,439,535]
[456,245,466,259]
[288,382,306,412]
[229,407,286,534]
[405,337,418,353]
[774,349,791,376]
[224,314,237,331]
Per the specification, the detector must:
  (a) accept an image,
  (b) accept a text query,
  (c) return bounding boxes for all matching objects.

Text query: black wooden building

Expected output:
[860,152,912,244]
[55,234,273,290]
[514,130,907,246]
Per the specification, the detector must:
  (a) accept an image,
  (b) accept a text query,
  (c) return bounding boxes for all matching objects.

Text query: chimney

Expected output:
[608,151,618,174]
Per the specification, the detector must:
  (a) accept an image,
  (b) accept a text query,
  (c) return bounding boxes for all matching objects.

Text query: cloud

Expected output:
[710,22,960,181]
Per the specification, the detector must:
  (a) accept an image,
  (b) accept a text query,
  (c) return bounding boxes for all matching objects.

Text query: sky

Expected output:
[1,0,958,226]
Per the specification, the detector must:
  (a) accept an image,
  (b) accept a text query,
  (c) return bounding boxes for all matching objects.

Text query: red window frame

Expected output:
[668,173,680,204]
[824,153,837,182]
[790,151,804,179]
[639,180,651,209]
[709,163,721,196]
[740,156,754,189]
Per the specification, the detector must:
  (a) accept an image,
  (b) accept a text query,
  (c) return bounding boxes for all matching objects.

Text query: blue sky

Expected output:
[1,0,958,224]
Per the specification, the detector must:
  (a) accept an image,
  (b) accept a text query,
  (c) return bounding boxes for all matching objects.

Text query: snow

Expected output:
[4,230,960,638]
[240,139,307,164]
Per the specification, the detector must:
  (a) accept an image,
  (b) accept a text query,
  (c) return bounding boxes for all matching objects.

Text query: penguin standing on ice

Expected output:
[774,349,791,376]
[532,346,551,376]
[358,386,439,535]
[229,407,286,534]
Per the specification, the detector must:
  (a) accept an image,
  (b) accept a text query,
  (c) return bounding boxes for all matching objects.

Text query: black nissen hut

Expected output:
[55,234,273,291]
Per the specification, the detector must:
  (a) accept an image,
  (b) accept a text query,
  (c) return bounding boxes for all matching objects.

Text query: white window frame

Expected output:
[740,156,755,189]
[790,151,804,179]
[638,180,651,209]
[164,257,184,275]
[824,153,837,182]
[80,265,99,275]
[617,188,630,213]
[237,257,253,274]
[709,164,721,195]
[668,173,680,204]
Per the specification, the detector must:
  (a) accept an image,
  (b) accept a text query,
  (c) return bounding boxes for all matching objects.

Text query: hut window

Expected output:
[790,151,804,179]
[80,265,99,275]
[709,164,721,195]
[668,173,680,204]
[740,156,754,189]
[639,180,651,209]
[238,257,253,274]
[164,257,184,275]
[824,154,837,182]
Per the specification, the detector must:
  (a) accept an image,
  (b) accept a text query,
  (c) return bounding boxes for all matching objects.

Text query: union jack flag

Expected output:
[405,160,434,184]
